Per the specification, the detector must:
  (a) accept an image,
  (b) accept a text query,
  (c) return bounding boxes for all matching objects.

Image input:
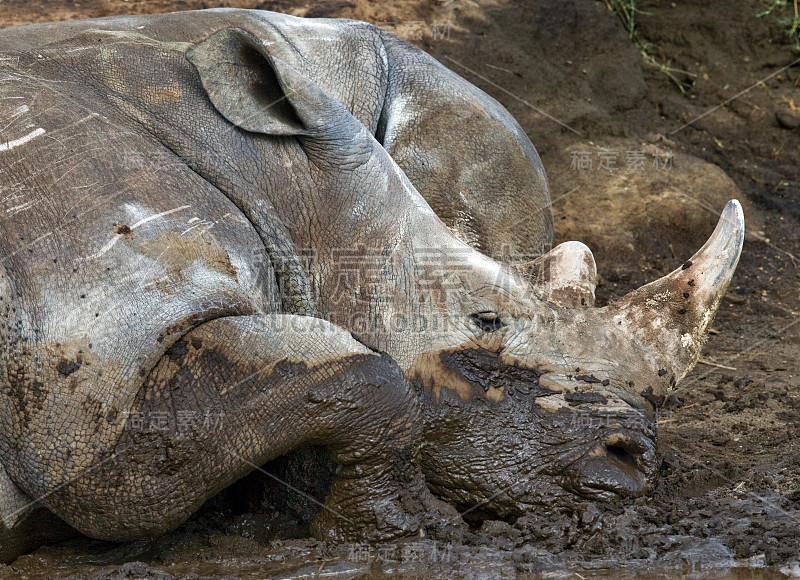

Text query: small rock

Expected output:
[580,503,603,527]
[776,105,800,129]
[478,519,515,537]
[661,453,681,470]
[711,431,730,446]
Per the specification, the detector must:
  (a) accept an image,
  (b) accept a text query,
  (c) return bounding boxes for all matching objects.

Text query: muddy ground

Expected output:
[0,0,798,578]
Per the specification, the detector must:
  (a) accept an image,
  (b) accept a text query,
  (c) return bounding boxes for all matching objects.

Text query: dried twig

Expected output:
[697,359,737,371]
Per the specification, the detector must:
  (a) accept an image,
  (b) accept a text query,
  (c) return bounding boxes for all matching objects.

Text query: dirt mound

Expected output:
[545,136,759,299]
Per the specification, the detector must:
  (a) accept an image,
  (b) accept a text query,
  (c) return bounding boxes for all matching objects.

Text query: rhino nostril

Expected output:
[605,443,638,470]
[564,429,657,499]
[601,431,654,480]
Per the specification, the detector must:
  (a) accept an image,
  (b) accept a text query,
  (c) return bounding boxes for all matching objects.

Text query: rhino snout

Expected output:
[563,427,658,500]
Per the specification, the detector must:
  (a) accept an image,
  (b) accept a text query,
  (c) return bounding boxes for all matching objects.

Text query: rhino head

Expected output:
[395,201,743,517]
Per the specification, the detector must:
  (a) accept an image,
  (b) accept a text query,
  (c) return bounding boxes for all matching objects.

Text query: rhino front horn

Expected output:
[608,200,745,399]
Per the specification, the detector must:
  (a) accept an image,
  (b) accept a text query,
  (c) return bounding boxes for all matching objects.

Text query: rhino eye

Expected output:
[470,311,507,332]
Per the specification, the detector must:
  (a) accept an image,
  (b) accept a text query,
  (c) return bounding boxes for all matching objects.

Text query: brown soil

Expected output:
[1,0,799,578]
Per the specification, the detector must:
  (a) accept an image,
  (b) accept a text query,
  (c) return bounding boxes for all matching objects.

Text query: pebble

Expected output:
[776,105,800,129]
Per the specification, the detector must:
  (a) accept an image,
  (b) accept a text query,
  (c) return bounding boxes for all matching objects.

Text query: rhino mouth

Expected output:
[563,428,658,500]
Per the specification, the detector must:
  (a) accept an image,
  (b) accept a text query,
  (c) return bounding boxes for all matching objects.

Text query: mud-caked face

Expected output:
[409,316,659,517]
[405,201,745,517]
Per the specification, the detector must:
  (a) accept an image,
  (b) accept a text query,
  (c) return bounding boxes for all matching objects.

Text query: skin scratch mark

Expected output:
[180,222,208,236]
[0,105,30,134]
[181,216,218,236]
[87,205,192,259]
[0,127,45,152]
[5,201,35,216]
[129,205,193,230]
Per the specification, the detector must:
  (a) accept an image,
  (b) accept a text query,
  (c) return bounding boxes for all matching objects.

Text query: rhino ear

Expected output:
[514,241,597,308]
[186,27,339,136]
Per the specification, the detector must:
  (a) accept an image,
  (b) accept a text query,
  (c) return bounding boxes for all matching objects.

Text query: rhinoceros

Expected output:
[0,8,743,562]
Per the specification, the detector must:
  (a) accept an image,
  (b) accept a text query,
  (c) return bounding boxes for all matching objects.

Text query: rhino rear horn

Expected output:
[610,200,745,395]
[187,27,351,138]
[515,241,597,308]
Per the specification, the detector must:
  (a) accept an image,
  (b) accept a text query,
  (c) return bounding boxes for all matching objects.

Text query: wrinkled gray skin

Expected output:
[0,9,743,563]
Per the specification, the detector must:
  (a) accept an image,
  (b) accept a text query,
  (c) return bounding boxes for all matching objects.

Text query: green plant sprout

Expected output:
[756,0,800,51]
[603,0,692,93]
